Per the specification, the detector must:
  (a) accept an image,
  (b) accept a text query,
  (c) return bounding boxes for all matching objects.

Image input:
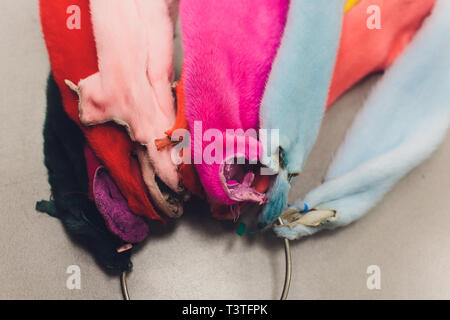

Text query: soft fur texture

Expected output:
[136,147,186,218]
[259,0,345,225]
[163,75,272,220]
[40,0,162,222]
[68,0,182,196]
[261,0,434,225]
[158,74,206,199]
[84,147,149,243]
[93,167,150,243]
[275,0,450,239]
[180,0,289,207]
[164,0,433,220]
[37,74,132,272]
[327,0,435,107]
[175,89,206,200]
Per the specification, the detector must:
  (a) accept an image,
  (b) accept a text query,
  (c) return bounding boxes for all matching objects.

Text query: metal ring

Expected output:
[278,217,292,300]
[120,271,130,300]
[119,221,292,301]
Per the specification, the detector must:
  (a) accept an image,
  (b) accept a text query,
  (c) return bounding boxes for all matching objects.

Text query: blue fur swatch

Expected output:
[259,0,345,224]
[275,0,450,239]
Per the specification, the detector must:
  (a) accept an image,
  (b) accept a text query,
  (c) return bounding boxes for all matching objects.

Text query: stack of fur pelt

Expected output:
[37,0,448,275]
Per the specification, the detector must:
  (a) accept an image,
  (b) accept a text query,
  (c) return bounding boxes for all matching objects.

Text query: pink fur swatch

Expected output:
[180,0,289,207]
[66,0,181,196]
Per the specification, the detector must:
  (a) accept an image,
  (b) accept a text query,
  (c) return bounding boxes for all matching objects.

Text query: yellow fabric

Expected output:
[345,0,361,12]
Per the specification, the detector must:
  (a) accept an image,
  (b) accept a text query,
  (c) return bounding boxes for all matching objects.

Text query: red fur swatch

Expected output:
[40,0,163,222]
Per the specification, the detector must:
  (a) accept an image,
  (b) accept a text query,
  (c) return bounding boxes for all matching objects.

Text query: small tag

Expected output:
[294,209,337,227]
[237,223,247,236]
[281,208,337,229]
[117,243,133,253]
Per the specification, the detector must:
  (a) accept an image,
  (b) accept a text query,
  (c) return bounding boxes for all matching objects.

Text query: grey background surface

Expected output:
[1,1,450,299]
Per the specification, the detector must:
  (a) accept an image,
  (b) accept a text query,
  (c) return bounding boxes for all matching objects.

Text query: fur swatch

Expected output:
[180,0,289,210]
[164,0,434,220]
[37,74,132,272]
[259,0,434,225]
[85,147,149,243]
[156,74,206,199]
[327,0,435,107]
[259,0,345,225]
[275,0,450,239]
[39,0,163,221]
[66,0,182,197]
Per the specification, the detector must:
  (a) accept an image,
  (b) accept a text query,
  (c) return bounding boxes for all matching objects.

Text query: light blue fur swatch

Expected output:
[259,0,345,225]
[275,0,450,239]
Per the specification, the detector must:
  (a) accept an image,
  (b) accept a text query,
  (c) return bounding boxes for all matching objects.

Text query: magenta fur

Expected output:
[180,0,288,205]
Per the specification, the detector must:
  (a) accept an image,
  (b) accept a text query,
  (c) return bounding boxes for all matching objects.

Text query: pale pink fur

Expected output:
[66,0,181,195]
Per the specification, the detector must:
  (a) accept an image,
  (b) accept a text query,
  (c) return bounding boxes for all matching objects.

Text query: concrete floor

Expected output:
[1,1,450,300]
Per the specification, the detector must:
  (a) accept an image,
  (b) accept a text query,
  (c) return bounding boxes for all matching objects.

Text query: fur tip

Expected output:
[258,169,290,225]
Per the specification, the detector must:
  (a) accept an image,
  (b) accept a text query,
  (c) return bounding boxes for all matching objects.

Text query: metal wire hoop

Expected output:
[120,271,130,300]
[119,219,292,301]
[278,217,292,300]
